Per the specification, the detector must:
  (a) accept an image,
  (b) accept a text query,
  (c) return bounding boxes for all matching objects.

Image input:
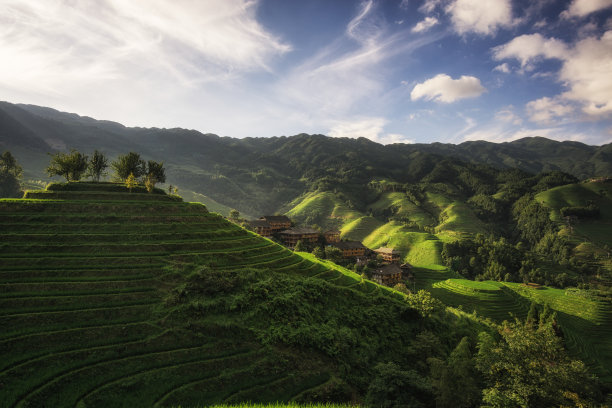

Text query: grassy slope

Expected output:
[413,273,612,382]
[0,182,432,407]
[536,181,612,246]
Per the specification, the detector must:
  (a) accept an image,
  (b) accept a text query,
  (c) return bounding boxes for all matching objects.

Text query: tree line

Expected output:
[46,150,166,192]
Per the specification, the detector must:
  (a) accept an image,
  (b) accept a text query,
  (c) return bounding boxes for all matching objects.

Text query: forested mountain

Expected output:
[1,101,611,217]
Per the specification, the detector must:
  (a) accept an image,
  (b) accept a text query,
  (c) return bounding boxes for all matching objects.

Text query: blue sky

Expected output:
[1,0,612,145]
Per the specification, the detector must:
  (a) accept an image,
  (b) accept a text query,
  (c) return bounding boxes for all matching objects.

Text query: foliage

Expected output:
[229,209,241,222]
[145,159,166,188]
[294,240,306,252]
[111,152,146,181]
[560,205,600,219]
[428,337,480,408]
[324,246,343,264]
[86,150,108,182]
[365,362,432,408]
[406,290,445,318]
[125,173,137,192]
[476,320,599,407]
[46,149,89,182]
[0,151,22,197]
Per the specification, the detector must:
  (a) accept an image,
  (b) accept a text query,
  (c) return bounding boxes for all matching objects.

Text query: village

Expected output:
[248,215,413,287]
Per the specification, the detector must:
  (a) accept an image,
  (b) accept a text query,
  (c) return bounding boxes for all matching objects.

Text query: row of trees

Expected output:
[46,150,166,191]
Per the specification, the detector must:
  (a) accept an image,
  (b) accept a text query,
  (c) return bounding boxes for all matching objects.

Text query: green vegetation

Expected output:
[46,149,89,182]
[0,182,481,407]
[0,151,22,198]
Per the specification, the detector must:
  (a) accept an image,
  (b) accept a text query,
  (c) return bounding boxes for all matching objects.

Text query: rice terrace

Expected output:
[2,0,612,406]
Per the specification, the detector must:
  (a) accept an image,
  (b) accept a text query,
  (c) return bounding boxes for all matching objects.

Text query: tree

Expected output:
[312,246,325,259]
[86,150,108,182]
[0,151,22,198]
[365,362,433,408]
[46,149,88,182]
[324,246,343,264]
[429,337,480,408]
[111,152,146,181]
[406,290,444,317]
[294,240,306,252]
[229,209,240,221]
[476,320,598,407]
[125,173,137,192]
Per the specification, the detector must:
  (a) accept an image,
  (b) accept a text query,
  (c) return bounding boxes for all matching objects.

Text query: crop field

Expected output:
[413,271,612,383]
[0,183,384,407]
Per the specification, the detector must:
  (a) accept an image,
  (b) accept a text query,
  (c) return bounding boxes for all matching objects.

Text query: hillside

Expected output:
[1,102,611,218]
[0,182,481,407]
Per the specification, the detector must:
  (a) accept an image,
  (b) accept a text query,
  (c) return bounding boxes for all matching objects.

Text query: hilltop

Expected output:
[1,101,611,218]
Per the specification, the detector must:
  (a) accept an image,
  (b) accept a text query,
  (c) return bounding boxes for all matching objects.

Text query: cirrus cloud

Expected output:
[410,74,486,103]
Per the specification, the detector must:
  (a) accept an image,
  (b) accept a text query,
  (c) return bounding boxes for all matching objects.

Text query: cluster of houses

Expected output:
[249,215,413,287]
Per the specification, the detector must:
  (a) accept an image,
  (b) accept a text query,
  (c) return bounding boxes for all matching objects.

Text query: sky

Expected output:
[1,0,612,145]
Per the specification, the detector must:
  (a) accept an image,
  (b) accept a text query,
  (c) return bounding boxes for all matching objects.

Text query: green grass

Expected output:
[369,192,435,227]
[0,182,431,406]
[285,191,362,227]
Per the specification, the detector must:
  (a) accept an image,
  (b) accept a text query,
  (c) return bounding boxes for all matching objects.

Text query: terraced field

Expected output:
[414,273,612,383]
[1,183,377,407]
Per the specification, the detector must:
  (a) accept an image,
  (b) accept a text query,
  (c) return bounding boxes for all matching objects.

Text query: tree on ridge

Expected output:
[46,149,88,182]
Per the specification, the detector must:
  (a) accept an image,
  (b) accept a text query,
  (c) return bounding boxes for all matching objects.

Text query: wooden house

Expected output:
[249,220,273,237]
[259,215,292,233]
[280,227,319,248]
[371,263,403,286]
[331,241,367,258]
[400,263,414,280]
[374,247,401,263]
[324,229,341,243]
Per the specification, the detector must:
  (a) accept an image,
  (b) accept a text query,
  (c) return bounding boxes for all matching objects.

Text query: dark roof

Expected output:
[331,241,366,250]
[280,227,319,235]
[249,220,271,228]
[400,262,413,269]
[373,263,403,276]
[325,229,341,234]
[260,215,291,223]
[375,247,400,255]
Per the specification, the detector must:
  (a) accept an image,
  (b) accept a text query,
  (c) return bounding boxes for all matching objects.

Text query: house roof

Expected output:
[260,215,291,223]
[375,247,400,255]
[331,241,366,250]
[249,220,271,228]
[280,227,319,235]
[400,262,413,269]
[373,263,403,276]
[324,229,341,235]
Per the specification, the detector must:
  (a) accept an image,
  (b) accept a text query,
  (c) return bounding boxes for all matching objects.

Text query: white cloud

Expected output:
[495,106,523,125]
[410,74,486,103]
[412,17,439,33]
[492,33,568,70]
[526,97,574,124]
[0,0,291,96]
[419,0,444,14]
[561,0,612,18]
[559,31,612,116]
[494,31,612,118]
[446,0,514,35]
[328,117,386,140]
[346,1,383,46]
[493,63,511,73]
[328,118,415,144]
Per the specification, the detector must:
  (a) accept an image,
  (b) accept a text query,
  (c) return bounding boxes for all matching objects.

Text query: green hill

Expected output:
[0,182,482,407]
